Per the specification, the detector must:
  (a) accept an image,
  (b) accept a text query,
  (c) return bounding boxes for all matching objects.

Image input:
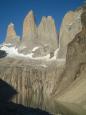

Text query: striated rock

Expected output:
[0,58,65,114]
[56,10,86,110]
[5,23,20,46]
[22,10,38,50]
[38,16,58,54]
[58,8,83,58]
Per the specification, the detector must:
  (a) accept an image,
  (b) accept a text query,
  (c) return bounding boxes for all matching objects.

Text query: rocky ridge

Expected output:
[5,10,58,57]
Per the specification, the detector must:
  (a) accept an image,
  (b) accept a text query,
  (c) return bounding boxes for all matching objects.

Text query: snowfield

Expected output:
[0,44,65,62]
[32,46,39,52]
[0,45,33,58]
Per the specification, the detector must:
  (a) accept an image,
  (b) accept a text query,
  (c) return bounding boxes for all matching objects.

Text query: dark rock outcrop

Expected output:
[0,102,51,115]
[0,50,7,58]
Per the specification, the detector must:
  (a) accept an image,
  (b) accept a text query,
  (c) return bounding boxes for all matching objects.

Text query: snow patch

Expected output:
[32,53,50,60]
[32,48,59,61]
[9,23,14,27]
[0,45,65,62]
[41,64,47,68]
[68,23,73,26]
[0,45,33,58]
[32,46,39,52]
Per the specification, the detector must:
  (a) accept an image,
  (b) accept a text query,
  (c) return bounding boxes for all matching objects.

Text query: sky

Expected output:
[0,0,85,43]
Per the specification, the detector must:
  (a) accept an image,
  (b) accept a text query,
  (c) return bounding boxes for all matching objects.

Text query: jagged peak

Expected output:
[38,16,47,28]
[4,22,20,45]
[25,10,34,19]
[47,16,55,26]
[8,22,14,27]
[47,16,53,20]
[7,22,16,37]
[41,16,47,21]
[28,10,34,15]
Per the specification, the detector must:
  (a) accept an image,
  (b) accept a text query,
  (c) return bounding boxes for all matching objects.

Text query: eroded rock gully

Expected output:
[0,58,65,114]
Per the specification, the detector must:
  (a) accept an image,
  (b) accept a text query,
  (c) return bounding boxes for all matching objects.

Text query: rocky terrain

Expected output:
[0,4,86,115]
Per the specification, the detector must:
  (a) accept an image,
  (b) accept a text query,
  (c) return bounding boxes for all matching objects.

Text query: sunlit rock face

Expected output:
[38,16,58,54]
[5,23,20,46]
[58,8,83,58]
[19,11,58,57]
[22,10,38,50]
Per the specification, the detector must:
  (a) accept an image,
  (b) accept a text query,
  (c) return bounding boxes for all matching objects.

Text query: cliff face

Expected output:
[22,11,38,49]
[58,8,82,58]
[54,10,86,114]
[38,16,58,53]
[21,14,58,56]
[5,23,20,46]
[0,58,65,114]
[18,11,58,56]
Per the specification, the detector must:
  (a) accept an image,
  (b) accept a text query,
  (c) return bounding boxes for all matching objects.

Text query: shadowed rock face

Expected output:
[0,79,17,102]
[66,10,86,64]
[0,102,51,115]
[0,79,51,115]
[55,11,86,109]
[55,28,86,97]
[5,23,20,46]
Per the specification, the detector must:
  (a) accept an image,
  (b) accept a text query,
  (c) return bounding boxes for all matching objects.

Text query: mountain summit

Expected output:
[5,23,20,46]
[22,10,37,49]
[3,10,58,58]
